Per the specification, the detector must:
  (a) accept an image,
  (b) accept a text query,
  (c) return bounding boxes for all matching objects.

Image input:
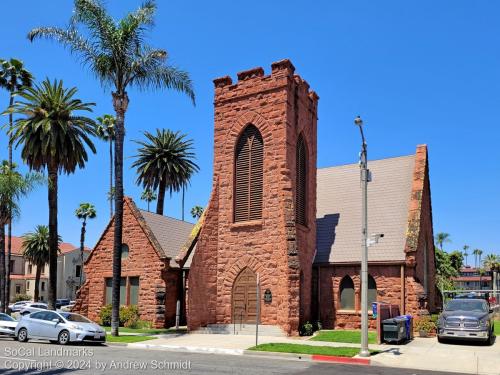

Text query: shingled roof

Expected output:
[315,154,416,264]
[139,209,194,265]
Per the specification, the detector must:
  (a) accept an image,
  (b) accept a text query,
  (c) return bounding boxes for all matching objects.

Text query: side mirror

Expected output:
[52,318,60,323]
[489,309,494,314]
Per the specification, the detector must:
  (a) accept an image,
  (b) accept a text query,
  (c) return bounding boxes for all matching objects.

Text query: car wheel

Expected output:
[17,328,29,343]
[437,336,445,344]
[58,330,70,345]
[488,330,495,346]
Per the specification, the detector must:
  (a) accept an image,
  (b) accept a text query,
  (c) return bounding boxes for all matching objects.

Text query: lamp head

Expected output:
[354,115,363,127]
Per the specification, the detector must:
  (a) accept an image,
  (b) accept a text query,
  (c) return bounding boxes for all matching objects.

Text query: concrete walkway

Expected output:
[128,332,500,374]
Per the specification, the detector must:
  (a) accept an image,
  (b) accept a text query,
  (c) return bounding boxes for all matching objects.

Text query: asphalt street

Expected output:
[0,337,462,375]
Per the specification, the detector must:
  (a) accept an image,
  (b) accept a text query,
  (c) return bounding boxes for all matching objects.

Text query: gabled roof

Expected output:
[10,236,85,256]
[139,209,194,264]
[315,154,416,264]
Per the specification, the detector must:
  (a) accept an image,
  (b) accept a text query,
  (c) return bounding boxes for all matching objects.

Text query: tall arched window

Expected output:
[339,276,355,310]
[296,134,307,226]
[234,125,263,222]
[368,275,377,309]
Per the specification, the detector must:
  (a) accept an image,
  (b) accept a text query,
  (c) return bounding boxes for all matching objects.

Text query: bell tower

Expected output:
[187,59,318,335]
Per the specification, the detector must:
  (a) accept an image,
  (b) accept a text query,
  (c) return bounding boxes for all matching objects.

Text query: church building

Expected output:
[75,59,437,335]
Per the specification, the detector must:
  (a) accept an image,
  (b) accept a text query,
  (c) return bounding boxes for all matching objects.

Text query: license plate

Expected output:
[457,331,466,337]
[94,334,100,339]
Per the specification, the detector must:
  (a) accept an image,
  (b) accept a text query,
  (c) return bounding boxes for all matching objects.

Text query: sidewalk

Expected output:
[125,332,500,375]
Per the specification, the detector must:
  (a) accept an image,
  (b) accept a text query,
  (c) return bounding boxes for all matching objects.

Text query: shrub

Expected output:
[300,321,314,336]
[414,316,436,333]
[99,304,112,326]
[99,304,141,327]
[312,320,323,332]
[135,320,153,329]
[14,294,32,302]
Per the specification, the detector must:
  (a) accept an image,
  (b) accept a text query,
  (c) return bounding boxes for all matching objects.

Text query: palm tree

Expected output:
[0,58,34,307]
[472,249,481,268]
[28,0,195,336]
[140,189,157,212]
[191,205,204,220]
[483,254,499,270]
[96,115,115,219]
[9,79,96,310]
[22,225,61,302]
[132,129,199,215]
[477,249,483,269]
[0,162,43,310]
[463,245,470,267]
[75,203,96,287]
[435,232,451,251]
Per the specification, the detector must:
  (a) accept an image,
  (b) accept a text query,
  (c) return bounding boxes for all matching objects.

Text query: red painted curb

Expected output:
[311,355,370,365]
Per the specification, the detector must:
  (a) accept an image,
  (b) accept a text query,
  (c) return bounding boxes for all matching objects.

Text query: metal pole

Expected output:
[256,273,260,347]
[356,116,370,358]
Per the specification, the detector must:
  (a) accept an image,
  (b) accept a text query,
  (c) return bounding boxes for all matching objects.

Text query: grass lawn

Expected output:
[249,343,378,357]
[105,335,156,343]
[310,330,377,344]
[494,321,499,336]
[104,327,187,335]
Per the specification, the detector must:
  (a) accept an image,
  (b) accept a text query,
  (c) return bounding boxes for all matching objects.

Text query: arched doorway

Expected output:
[232,267,257,323]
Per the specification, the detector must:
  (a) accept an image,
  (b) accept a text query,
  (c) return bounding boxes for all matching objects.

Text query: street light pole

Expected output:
[355,115,370,358]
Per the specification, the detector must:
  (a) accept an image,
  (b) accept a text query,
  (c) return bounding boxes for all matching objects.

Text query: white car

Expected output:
[0,313,18,336]
[19,303,48,316]
[8,301,31,312]
[16,311,106,345]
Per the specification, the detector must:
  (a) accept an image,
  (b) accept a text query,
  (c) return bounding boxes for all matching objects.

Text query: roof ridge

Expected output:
[318,153,415,170]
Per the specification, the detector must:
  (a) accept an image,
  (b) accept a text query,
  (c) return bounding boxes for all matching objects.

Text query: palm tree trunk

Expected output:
[156,178,166,215]
[6,94,14,309]
[181,185,185,221]
[47,162,58,310]
[0,224,5,312]
[79,220,86,288]
[34,265,41,302]
[109,138,113,219]
[111,92,128,336]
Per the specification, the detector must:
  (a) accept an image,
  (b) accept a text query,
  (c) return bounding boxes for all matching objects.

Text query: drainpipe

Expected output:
[400,264,405,314]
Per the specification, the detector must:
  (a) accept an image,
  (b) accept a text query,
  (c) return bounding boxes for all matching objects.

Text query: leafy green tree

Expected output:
[0,162,43,310]
[435,232,451,251]
[448,250,464,273]
[435,248,458,292]
[483,254,500,271]
[96,115,115,218]
[140,189,157,212]
[75,203,96,287]
[191,205,204,220]
[0,58,34,306]
[28,0,194,335]
[9,79,96,310]
[22,225,61,302]
[132,129,199,215]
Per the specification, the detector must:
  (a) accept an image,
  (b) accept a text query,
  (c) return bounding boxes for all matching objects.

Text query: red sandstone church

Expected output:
[75,59,437,335]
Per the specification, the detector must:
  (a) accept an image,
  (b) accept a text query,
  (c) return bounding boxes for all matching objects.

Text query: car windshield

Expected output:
[445,300,488,312]
[60,313,92,323]
[0,314,15,322]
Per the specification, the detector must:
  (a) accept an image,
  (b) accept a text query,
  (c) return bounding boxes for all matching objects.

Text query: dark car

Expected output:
[55,299,71,309]
[437,298,494,344]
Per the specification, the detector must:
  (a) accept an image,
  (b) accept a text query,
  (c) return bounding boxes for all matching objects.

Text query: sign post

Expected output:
[256,273,260,347]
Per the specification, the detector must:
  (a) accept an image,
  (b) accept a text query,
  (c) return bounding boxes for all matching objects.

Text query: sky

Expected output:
[1,0,499,257]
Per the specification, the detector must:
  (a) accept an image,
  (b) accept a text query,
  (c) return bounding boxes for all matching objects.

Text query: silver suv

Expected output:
[437,298,494,344]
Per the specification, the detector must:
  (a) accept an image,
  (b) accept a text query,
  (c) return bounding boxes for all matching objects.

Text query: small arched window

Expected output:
[339,276,355,310]
[368,275,377,308]
[296,134,307,226]
[234,125,263,222]
[121,244,129,259]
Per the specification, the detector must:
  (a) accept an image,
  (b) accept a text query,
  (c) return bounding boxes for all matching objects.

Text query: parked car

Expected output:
[60,304,75,312]
[437,298,494,344]
[55,299,71,309]
[8,301,31,312]
[0,313,18,337]
[19,303,48,316]
[16,311,106,345]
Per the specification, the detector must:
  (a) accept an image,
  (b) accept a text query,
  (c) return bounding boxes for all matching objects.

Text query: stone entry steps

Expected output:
[193,324,285,337]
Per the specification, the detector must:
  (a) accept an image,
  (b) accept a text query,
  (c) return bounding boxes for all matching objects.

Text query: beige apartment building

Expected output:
[9,236,90,302]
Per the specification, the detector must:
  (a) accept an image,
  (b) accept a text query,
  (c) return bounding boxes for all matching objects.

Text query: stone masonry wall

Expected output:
[188,60,318,335]
[74,198,174,328]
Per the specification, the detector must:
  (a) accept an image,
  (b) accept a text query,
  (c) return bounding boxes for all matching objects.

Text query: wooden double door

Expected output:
[232,268,257,323]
